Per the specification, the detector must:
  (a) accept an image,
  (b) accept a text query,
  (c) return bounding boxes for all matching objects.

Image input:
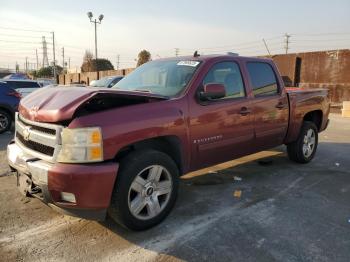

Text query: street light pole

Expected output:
[95,20,98,60]
[87,12,104,60]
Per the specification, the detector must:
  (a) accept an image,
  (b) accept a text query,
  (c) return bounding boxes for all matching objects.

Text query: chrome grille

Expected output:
[15,113,63,162]
[16,132,55,156]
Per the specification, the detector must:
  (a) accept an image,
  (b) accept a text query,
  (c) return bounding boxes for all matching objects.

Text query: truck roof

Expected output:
[159,53,273,63]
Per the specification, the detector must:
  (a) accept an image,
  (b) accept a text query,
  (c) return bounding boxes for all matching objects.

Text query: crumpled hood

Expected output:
[19,86,167,123]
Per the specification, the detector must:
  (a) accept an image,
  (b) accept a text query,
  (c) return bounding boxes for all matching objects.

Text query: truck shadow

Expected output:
[96,141,350,261]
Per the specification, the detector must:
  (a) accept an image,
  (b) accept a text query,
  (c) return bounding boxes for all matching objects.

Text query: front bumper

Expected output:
[7,141,119,221]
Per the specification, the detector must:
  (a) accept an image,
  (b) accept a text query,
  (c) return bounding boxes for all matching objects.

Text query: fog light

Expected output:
[60,192,76,203]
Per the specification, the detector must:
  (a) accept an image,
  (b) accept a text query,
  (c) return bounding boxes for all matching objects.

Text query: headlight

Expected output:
[57,127,103,163]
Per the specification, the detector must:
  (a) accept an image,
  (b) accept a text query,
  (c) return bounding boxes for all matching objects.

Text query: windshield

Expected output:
[91,77,112,87]
[113,59,201,97]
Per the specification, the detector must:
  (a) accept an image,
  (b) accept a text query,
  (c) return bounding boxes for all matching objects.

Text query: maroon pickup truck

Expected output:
[7,54,330,230]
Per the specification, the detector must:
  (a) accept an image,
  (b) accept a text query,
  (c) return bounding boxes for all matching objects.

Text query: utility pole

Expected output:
[36,49,39,69]
[262,39,271,56]
[68,57,71,69]
[116,54,120,70]
[175,48,179,57]
[25,57,28,73]
[284,33,291,54]
[87,12,104,60]
[62,47,65,73]
[51,31,56,82]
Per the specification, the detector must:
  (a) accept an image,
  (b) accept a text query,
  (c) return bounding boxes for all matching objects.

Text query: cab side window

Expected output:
[202,62,245,99]
[246,62,278,97]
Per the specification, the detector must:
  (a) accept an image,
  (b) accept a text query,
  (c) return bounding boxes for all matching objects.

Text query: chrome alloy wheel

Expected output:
[302,129,316,158]
[0,113,9,132]
[128,165,173,220]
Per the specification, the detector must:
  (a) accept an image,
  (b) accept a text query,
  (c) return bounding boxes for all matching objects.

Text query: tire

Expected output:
[287,121,318,164]
[108,149,179,231]
[0,109,12,134]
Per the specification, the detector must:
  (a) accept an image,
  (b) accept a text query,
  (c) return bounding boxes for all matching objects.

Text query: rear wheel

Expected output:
[0,109,11,134]
[108,150,179,230]
[287,121,318,163]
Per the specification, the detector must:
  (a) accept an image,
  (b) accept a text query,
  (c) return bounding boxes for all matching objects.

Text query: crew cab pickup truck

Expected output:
[7,54,330,230]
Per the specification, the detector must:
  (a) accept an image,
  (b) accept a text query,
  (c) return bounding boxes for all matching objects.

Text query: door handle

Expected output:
[275,102,286,109]
[239,107,251,116]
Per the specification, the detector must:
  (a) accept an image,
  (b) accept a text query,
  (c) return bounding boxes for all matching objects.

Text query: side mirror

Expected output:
[200,83,226,100]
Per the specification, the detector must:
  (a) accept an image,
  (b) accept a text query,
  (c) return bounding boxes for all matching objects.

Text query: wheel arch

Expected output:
[114,136,184,175]
[303,110,323,131]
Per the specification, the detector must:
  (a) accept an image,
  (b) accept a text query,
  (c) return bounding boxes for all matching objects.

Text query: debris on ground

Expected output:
[233,190,242,198]
[21,197,31,204]
[335,162,340,167]
[233,176,242,181]
[258,159,273,166]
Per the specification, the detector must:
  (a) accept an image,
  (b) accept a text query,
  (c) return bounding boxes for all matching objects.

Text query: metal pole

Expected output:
[262,39,271,56]
[36,49,39,69]
[94,20,98,60]
[52,32,56,81]
[284,33,291,54]
[62,47,65,72]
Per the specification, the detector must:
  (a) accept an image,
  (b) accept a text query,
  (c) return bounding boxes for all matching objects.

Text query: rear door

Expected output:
[189,60,255,169]
[245,61,289,150]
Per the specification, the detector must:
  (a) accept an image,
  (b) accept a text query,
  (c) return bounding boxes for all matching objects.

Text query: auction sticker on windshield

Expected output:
[177,61,200,67]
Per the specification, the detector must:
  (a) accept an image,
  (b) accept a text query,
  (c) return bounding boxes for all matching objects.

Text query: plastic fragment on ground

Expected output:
[233,190,242,198]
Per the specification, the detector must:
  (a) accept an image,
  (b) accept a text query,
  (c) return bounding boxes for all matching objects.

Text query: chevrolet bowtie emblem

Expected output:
[22,126,31,141]
[29,106,39,117]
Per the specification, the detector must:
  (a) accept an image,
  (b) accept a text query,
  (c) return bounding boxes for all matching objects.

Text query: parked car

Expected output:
[90,75,124,88]
[0,81,21,133]
[37,78,55,87]
[2,79,41,97]
[8,54,330,230]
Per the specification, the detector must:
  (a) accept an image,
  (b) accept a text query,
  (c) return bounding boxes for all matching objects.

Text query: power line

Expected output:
[0,26,51,33]
[0,33,51,39]
[0,39,42,44]
[292,32,350,37]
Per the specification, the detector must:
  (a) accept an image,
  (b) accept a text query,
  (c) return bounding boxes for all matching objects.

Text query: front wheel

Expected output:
[0,109,12,134]
[108,150,179,230]
[287,121,318,163]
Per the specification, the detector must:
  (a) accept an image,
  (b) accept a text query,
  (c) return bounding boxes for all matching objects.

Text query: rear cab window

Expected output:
[246,62,279,97]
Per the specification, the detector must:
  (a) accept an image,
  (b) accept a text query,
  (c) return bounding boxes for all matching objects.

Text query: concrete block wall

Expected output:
[58,68,134,85]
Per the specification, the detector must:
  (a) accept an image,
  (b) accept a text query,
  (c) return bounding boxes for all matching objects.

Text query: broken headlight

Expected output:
[57,127,103,163]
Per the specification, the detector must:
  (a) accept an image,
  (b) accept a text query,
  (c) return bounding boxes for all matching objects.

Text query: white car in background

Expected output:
[37,78,55,87]
[2,79,41,97]
[90,76,124,88]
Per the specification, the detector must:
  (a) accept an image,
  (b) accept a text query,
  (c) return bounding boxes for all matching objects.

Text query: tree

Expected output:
[83,50,94,62]
[137,50,151,67]
[81,50,114,72]
[33,65,63,78]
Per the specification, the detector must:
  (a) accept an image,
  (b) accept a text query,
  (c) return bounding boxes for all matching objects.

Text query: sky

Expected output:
[0,0,349,70]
